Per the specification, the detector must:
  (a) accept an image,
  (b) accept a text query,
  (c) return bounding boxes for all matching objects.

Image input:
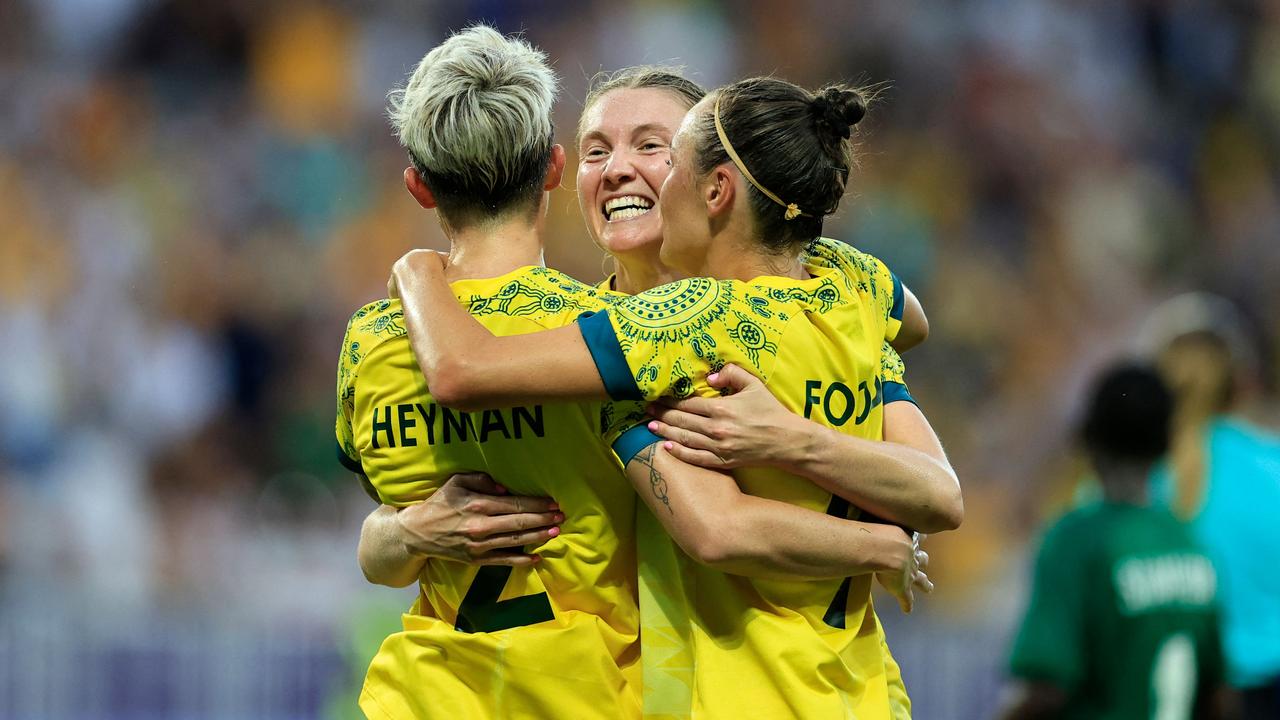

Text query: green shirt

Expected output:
[1009,502,1224,719]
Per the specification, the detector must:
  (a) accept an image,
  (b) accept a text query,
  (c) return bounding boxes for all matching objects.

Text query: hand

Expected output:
[398,473,563,567]
[876,531,934,614]
[387,248,448,299]
[646,363,805,470]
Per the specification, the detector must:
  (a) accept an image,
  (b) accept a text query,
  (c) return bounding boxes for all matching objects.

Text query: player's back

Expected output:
[336,267,640,720]
[581,239,905,718]
[1013,502,1222,720]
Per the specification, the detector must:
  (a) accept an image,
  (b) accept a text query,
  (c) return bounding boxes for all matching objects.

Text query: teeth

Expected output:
[603,195,654,220]
[610,207,650,221]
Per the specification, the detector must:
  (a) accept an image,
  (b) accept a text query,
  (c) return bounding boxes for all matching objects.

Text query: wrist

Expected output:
[778,417,829,475]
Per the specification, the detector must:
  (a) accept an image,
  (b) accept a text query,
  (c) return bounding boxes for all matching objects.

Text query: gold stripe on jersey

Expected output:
[335,266,644,720]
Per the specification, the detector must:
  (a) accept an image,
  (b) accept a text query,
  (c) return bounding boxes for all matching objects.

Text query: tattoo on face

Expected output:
[636,444,673,514]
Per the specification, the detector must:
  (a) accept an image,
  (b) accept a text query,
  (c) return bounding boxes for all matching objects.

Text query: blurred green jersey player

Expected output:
[1001,364,1229,720]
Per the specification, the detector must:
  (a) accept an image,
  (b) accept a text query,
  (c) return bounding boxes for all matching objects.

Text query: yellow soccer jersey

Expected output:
[335,267,647,720]
[576,239,906,719]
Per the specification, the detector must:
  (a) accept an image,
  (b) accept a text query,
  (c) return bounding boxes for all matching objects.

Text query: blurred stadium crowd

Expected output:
[1,0,1277,717]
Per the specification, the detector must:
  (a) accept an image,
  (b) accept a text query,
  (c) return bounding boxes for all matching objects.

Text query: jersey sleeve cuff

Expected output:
[612,424,662,466]
[336,441,364,475]
[882,381,917,407]
[577,310,644,400]
[886,271,904,341]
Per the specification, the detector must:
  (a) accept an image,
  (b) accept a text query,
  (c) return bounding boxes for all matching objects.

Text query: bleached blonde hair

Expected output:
[388,25,558,220]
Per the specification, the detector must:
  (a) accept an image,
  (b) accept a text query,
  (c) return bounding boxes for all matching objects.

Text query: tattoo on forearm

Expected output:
[636,444,673,514]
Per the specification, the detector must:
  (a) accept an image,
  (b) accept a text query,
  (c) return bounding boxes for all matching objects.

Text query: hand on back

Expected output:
[398,473,563,567]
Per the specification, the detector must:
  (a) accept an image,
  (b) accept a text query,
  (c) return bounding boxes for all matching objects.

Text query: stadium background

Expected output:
[1,0,1277,717]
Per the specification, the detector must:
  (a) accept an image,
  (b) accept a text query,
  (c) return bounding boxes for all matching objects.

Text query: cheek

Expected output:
[641,157,673,195]
[576,165,600,211]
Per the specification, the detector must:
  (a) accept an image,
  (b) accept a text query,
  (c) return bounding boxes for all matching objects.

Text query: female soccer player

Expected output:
[390,76,943,718]
[576,67,959,536]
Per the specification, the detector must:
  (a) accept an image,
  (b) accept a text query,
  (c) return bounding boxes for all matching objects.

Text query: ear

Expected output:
[704,164,736,219]
[543,144,567,190]
[404,167,438,210]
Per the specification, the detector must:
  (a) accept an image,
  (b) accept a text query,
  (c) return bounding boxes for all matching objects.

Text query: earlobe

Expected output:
[404,167,438,210]
[543,145,567,190]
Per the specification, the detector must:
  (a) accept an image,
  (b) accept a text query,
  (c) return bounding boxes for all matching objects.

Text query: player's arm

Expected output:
[647,363,962,533]
[358,474,564,588]
[389,249,608,410]
[892,284,928,353]
[622,440,930,611]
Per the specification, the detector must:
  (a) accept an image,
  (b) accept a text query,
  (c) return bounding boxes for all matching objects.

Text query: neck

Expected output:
[612,245,683,294]
[441,209,545,282]
[1095,459,1152,506]
[699,224,808,282]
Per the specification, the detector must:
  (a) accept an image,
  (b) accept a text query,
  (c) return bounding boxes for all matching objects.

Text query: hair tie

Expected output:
[713,94,808,221]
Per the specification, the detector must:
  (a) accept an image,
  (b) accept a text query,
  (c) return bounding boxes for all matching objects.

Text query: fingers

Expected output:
[707,363,763,392]
[913,570,935,594]
[647,418,716,451]
[473,524,561,552]
[898,584,915,614]
[479,511,564,537]
[657,394,719,417]
[649,404,717,434]
[660,441,731,469]
[470,495,559,516]
[915,548,929,571]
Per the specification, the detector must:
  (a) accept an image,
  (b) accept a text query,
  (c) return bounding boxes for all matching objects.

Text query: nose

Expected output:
[602,149,636,185]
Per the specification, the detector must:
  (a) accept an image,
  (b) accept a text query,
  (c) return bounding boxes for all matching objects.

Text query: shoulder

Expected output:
[461,267,611,328]
[804,237,900,312]
[340,298,407,374]
[611,277,736,339]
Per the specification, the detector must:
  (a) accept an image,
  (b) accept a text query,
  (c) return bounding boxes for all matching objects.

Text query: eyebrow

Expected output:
[578,122,673,148]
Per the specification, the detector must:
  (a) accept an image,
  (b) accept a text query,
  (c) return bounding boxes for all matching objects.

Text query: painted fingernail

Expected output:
[648,421,659,431]
[548,527,560,537]
[707,373,719,383]
[663,441,674,450]
[553,514,565,523]
[549,502,559,511]
[532,556,541,563]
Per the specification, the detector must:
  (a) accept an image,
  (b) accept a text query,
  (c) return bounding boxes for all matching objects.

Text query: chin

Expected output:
[601,227,663,256]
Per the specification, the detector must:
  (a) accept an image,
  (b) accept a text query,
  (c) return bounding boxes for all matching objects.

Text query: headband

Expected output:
[713,94,808,221]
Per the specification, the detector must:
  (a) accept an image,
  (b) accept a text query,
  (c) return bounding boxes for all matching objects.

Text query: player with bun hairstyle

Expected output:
[390,75,935,718]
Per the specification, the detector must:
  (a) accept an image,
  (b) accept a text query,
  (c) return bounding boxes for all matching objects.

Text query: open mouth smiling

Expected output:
[603,195,654,222]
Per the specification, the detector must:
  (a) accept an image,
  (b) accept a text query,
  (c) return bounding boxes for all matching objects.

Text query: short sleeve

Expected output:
[1008,519,1087,690]
[335,314,364,475]
[879,343,916,406]
[802,238,903,341]
[599,401,660,466]
[576,277,775,403]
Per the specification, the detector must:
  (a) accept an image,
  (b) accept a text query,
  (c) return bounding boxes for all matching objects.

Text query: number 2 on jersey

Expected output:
[455,566,554,633]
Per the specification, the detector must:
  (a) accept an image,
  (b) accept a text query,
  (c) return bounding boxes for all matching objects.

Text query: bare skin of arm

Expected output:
[358,473,563,588]
[624,441,931,612]
[647,364,963,533]
[892,285,929,353]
